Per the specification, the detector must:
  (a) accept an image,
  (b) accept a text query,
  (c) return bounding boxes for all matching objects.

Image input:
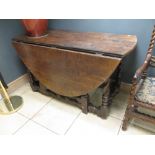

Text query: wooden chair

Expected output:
[122,25,155,131]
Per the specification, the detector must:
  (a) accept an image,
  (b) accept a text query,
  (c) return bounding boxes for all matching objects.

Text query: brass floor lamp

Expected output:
[0,72,23,115]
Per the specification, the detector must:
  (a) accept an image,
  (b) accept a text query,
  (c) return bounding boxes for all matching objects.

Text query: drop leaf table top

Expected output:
[12,30,137,97]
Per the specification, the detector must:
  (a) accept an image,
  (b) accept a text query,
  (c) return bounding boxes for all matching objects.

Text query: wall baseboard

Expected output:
[7,74,29,94]
[120,82,131,93]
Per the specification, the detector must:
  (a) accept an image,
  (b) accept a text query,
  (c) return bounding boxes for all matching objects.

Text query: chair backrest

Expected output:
[133,26,155,79]
[147,25,155,56]
[140,25,155,68]
[149,26,155,67]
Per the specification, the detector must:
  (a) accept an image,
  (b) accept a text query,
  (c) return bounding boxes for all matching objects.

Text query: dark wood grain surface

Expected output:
[13,29,137,58]
[13,42,121,97]
[12,29,137,97]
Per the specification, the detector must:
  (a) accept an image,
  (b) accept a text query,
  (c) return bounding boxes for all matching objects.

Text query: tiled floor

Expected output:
[0,83,154,135]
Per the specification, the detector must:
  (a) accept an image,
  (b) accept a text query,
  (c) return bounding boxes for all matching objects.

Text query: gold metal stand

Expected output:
[0,81,23,115]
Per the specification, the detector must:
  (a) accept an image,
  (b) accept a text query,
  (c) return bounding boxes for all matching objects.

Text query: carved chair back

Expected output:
[122,25,155,131]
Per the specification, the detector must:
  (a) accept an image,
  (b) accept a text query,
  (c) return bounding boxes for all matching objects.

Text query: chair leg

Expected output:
[122,105,132,131]
[122,113,130,131]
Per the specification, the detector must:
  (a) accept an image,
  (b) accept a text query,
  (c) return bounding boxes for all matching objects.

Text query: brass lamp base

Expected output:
[0,96,23,115]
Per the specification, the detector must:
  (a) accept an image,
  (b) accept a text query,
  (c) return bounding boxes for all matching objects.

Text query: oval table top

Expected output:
[13,30,137,97]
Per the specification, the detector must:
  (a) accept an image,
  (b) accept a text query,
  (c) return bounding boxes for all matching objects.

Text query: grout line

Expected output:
[29,98,53,119]
[13,116,59,135]
[12,96,65,135]
[117,122,123,135]
[109,114,123,121]
[30,119,60,135]
[17,98,62,135]
[64,111,82,135]
[13,99,59,135]
[20,99,82,135]
[17,112,31,119]
[17,98,53,120]
[12,118,31,135]
[107,115,123,135]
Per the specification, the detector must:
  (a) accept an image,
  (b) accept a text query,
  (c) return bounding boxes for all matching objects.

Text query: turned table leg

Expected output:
[87,80,111,119]
[100,80,111,118]
[76,95,88,114]
[81,95,88,114]
[99,63,122,119]
[110,62,122,96]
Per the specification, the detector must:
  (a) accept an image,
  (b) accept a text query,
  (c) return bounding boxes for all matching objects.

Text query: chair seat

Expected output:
[135,77,155,104]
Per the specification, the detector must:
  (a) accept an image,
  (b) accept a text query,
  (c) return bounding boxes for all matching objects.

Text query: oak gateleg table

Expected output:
[12,30,137,118]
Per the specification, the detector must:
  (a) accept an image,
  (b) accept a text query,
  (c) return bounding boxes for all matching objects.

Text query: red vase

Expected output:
[21,19,48,37]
